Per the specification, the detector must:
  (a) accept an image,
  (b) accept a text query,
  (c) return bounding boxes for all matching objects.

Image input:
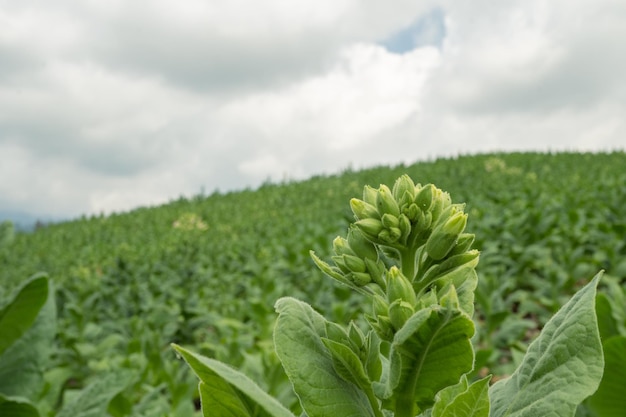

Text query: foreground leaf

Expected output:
[0,275,56,399]
[433,262,479,317]
[489,274,604,417]
[595,293,619,340]
[274,297,378,417]
[587,335,626,417]
[321,338,371,392]
[426,375,490,417]
[0,394,40,417]
[0,274,49,356]
[172,344,295,417]
[56,370,134,417]
[388,301,475,413]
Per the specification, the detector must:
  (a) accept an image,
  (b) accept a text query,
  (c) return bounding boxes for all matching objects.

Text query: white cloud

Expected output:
[0,59,210,176]
[430,0,626,113]
[216,43,440,179]
[0,0,625,220]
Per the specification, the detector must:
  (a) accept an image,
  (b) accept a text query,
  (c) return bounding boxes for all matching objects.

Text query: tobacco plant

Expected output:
[173,175,604,416]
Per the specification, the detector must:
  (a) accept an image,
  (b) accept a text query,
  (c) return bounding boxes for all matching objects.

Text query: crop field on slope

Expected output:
[1,151,625,416]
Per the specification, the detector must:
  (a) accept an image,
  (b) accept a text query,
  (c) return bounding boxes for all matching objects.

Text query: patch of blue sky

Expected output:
[381,7,446,54]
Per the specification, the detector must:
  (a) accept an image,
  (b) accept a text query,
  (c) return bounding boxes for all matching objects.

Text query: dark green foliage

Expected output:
[0,151,624,415]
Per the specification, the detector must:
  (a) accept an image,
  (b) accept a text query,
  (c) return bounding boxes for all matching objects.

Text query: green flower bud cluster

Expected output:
[312,174,480,341]
[386,267,418,331]
[363,267,421,338]
[311,225,387,294]
[417,190,480,288]
[425,211,467,260]
[349,175,465,253]
[350,182,411,248]
[366,266,460,340]
[356,176,477,282]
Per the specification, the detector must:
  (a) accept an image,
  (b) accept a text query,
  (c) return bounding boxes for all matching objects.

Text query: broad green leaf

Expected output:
[321,335,382,411]
[321,338,370,390]
[274,297,378,417]
[388,302,475,413]
[595,293,618,340]
[0,276,55,399]
[600,276,626,335]
[489,274,604,417]
[434,262,478,317]
[587,335,626,417]
[56,370,134,417]
[198,379,250,416]
[0,274,49,356]
[0,394,40,417]
[38,367,74,417]
[427,375,490,417]
[172,344,295,417]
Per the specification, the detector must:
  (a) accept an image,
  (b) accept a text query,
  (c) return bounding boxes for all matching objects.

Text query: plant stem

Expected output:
[395,246,419,417]
[400,248,416,282]
[365,387,386,417]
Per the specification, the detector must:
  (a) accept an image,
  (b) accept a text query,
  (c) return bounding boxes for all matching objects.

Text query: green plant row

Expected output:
[1,152,625,416]
[174,175,606,416]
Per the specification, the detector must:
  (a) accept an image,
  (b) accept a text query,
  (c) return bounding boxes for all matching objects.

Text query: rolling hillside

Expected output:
[1,151,625,416]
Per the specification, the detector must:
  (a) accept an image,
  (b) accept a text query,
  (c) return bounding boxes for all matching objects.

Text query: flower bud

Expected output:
[342,254,367,273]
[437,250,480,276]
[376,184,400,217]
[311,250,352,285]
[355,218,384,239]
[388,299,415,331]
[381,213,400,229]
[378,228,402,244]
[347,322,366,351]
[398,213,412,245]
[431,189,452,223]
[350,198,379,220]
[332,236,354,256]
[325,321,348,344]
[447,211,467,234]
[362,185,379,206]
[425,212,467,260]
[390,227,402,241]
[425,234,455,261]
[415,184,434,212]
[392,175,416,203]
[372,315,394,341]
[433,203,464,229]
[448,233,475,256]
[348,272,372,286]
[365,282,385,297]
[397,191,414,212]
[421,211,433,231]
[405,203,421,223]
[372,294,389,316]
[347,225,378,261]
[415,289,439,310]
[386,266,417,305]
[365,258,386,289]
[408,206,431,233]
[331,255,350,274]
[439,284,460,310]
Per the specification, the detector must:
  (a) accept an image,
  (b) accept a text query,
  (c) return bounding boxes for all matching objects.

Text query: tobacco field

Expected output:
[1,151,625,416]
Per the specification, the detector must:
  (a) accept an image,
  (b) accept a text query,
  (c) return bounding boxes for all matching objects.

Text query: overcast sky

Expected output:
[1,0,625,221]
